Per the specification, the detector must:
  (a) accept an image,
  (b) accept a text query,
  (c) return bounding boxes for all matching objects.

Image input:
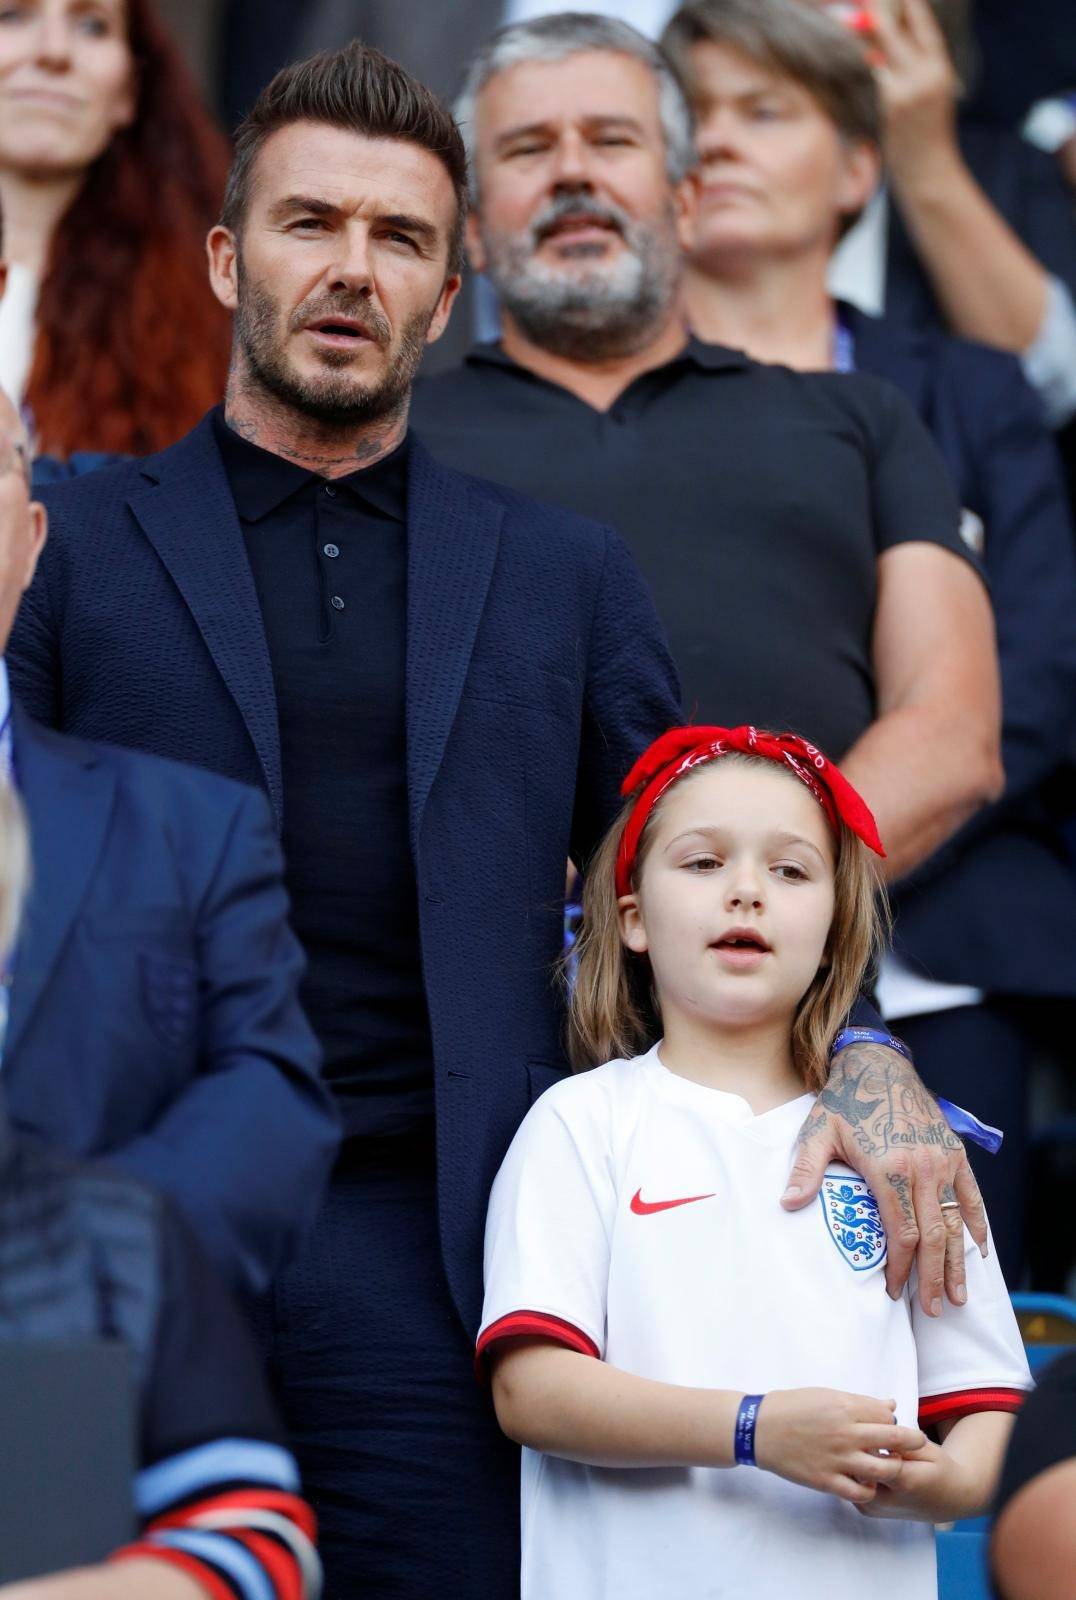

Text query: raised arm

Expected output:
[875,0,1053,355]
[841,542,1003,880]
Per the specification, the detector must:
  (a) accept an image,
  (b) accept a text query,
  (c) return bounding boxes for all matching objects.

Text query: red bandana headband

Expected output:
[614,725,885,897]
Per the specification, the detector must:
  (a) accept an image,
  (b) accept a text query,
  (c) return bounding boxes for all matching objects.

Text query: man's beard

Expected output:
[480,192,682,361]
[234,266,433,427]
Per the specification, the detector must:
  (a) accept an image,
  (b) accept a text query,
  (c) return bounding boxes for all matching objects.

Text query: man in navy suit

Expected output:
[9,42,681,1599]
[0,385,339,1299]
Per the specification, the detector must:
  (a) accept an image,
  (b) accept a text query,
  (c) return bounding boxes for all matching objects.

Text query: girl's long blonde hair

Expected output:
[567,753,887,1089]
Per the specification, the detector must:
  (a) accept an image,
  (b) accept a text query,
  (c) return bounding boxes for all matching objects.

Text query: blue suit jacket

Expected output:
[11,415,681,1333]
[5,704,340,1292]
[844,306,1076,997]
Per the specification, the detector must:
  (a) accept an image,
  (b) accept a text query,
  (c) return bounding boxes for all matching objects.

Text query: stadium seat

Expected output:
[1012,1291,1076,1374]
[936,1529,991,1600]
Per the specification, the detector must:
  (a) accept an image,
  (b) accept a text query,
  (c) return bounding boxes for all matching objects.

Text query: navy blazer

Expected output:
[4,705,339,1292]
[10,416,681,1333]
[844,306,1076,997]
[886,114,1076,342]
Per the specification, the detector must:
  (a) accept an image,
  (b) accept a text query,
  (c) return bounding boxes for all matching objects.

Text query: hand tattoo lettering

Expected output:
[886,1172,915,1227]
[818,1045,962,1160]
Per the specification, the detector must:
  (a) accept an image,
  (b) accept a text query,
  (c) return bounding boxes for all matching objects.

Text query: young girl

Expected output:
[478,725,1031,1599]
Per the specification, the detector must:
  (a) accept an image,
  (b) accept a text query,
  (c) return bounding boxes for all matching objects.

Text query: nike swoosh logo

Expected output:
[630,1188,715,1215]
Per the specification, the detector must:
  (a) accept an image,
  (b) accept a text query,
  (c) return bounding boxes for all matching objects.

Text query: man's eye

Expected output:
[386,231,418,249]
[290,218,327,232]
[0,5,28,22]
[505,143,546,159]
[594,135,632,147]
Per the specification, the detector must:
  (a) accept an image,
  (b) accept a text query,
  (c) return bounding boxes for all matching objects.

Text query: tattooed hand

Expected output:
[782,1044,988,1313]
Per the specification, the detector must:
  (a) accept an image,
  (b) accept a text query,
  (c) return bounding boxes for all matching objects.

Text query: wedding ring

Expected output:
[939,1201,961,1210]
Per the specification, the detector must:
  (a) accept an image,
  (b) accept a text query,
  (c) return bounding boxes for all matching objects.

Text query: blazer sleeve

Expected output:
[570,527,681,869]
[8,533,61,728]
[105,783,340,1293]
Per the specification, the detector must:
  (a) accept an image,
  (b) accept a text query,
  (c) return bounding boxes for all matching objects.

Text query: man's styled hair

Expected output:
[221,41,469,273]
[567,753,887,1086]
[455,12,697,198]
[661,0,881,151]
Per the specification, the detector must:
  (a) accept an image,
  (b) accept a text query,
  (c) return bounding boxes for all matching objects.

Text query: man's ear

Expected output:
[674,170,701,254]
[425,273,463,346]
[465,211,487,275]
[207,226,240,313]
[22,501,47,593]
[618,893,649,954]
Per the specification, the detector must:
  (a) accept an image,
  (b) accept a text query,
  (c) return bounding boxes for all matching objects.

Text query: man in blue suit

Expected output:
[9,42,682,1599]
[0,387,339,1298]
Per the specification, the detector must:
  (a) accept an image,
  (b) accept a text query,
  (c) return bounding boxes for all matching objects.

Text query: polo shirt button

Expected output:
[323,543,340,558]
[331,595,345,610]
[323,483,337,497]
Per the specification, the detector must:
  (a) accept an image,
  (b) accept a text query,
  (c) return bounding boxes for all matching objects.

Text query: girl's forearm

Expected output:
[492,1342,740,1468]
[932,1411,1019,1519]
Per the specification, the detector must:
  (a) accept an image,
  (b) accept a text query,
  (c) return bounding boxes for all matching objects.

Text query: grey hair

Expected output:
[455,11,697,198]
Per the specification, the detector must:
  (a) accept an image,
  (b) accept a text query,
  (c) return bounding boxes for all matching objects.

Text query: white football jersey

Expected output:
[480,1044,1031,1600]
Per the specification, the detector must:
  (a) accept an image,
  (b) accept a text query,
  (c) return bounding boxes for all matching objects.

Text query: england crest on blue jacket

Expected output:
[819,1172,887,1271]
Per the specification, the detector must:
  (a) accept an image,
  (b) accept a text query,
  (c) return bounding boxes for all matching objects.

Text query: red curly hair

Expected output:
[24,0,232,458]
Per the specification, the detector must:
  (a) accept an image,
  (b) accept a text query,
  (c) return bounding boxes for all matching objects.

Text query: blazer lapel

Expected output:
[405,442,502,853]
[5,708,116,1062]
[125,416,283,823]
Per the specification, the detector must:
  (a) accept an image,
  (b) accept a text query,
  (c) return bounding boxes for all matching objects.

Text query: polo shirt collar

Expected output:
[463,335,751,378]
[211,406,409,524]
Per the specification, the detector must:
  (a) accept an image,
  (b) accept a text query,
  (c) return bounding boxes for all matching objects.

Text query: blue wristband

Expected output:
[734,1393,765,1466]
[830,1026,912,1062]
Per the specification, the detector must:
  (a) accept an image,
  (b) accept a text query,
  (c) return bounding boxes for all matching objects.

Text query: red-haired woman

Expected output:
[0,0,231,458]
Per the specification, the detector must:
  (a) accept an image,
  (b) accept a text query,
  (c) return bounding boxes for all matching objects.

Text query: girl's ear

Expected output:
[618,893,649,954]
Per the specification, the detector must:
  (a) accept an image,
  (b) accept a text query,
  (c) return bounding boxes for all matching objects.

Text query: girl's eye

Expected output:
[773,863,807,881]
[0,6,28,23]
[684,856,720,872]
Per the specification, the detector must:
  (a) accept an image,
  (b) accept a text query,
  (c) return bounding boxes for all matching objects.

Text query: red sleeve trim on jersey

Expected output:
[476,1310,600,1376]
[112,1542,239,1600]
[918,1387,1028,1426]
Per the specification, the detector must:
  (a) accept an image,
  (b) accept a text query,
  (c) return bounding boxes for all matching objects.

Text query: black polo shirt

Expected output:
[213,409,433,1141]
[412,338,974,759]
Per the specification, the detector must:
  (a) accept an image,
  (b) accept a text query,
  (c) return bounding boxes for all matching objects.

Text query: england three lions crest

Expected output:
[820,1173,887,1272]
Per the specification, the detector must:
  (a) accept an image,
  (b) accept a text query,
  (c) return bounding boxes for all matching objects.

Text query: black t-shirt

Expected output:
[213,410,434,1140]
[412,339,975,760]
[993,1349,1076,1524]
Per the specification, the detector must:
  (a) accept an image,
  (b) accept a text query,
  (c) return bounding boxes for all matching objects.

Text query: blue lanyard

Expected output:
[832,312,856,374]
